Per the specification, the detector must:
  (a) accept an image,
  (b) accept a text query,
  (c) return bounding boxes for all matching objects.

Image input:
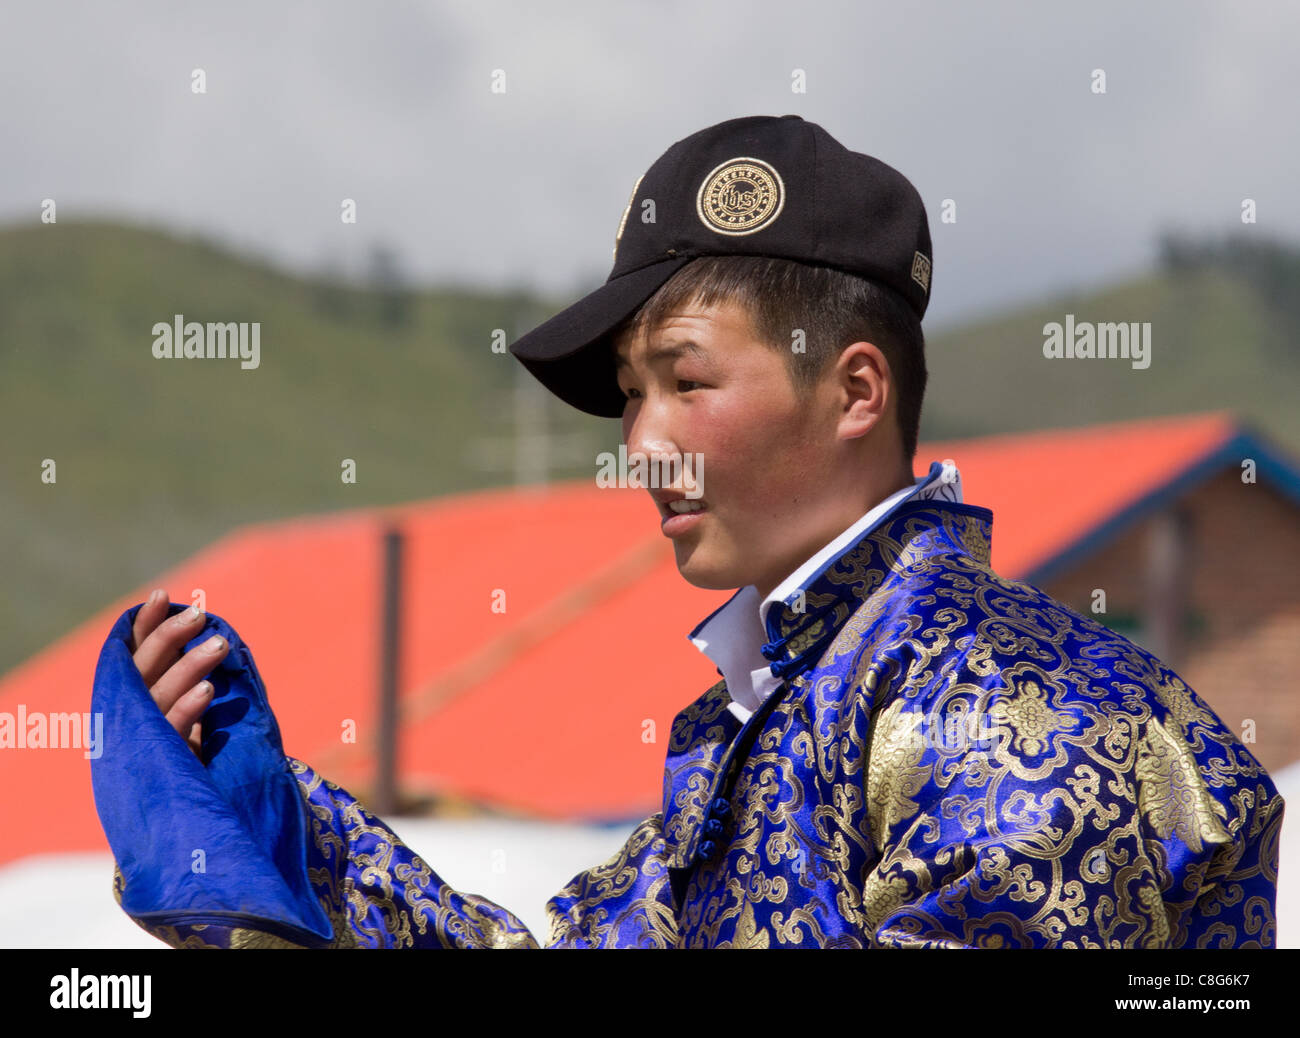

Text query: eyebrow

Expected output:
[614,340,707,370]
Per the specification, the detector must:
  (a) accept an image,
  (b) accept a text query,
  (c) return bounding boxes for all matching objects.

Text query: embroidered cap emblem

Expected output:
[910,250,931,292]
[696,157,784,236]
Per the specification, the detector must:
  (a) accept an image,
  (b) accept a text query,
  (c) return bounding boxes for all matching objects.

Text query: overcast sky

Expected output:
[1,0,1295,331]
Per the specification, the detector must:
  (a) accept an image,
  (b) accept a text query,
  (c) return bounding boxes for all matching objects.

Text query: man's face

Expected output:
[613,299,882,599]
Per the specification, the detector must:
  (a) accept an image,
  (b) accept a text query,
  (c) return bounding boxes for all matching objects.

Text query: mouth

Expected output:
[655,494,708,536]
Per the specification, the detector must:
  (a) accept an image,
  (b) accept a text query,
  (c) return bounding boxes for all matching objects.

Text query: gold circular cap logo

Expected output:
[696,157,785,236]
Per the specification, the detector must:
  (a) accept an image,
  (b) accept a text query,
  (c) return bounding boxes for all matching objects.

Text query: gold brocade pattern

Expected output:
[1134,717,1230,855]
[292,760,541,949]
[654,505,1282,947]
[147,925,226,950]
[714,898,770,948]
[546,814,680,948]
[109,502,1283,949]
[228,928,308,950]
[863,697,933,855]
[661,680,734,870]
[112,863,357,950]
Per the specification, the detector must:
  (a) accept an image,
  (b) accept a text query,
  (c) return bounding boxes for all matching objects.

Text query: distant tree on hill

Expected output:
[369,243,411,329]
[312,254,354,321]
[1158,230,1300,326]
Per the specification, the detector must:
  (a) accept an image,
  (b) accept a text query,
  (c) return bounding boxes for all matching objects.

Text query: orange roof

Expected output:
[924,410,1244,579]
[2,410,1293,865]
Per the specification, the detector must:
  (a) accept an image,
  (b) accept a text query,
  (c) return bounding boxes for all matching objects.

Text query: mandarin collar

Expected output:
[663,489,993,872]
[757,460,963,681]
[688,460,963,694]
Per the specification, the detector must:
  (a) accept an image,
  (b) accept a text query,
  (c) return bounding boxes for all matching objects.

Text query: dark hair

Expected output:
[612,255,926,461]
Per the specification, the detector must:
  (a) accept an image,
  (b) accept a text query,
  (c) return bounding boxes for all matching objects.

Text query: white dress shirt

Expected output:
[687,461,963,723]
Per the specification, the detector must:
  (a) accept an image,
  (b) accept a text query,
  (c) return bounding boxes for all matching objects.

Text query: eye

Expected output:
[621,386,642,400]
[677,380,703,392]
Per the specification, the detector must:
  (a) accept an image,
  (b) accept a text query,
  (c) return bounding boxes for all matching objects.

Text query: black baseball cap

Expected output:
[509,114,933,418]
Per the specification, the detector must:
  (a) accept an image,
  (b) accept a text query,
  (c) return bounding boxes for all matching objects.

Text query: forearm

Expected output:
[289,757,540,949]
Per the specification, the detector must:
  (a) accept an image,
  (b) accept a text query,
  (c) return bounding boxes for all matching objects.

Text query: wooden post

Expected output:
[1144,505,1191,668]
[374,522,404,816]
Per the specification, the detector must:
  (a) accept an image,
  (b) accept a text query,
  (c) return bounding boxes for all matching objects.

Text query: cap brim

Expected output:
[509,256,693,418]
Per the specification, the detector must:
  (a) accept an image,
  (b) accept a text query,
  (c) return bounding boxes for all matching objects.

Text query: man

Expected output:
[93,114,1282,948]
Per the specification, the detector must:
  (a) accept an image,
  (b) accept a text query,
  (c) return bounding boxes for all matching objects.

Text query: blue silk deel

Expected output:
[90,497,1284,948]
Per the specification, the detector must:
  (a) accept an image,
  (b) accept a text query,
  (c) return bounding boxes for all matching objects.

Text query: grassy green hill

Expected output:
[0,220,612,676]
[1,220,1297,677]
[921,262,1300,445]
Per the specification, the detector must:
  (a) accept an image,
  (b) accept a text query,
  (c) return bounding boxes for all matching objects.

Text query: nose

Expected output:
[624,427,680,469]
[622,401,681,478]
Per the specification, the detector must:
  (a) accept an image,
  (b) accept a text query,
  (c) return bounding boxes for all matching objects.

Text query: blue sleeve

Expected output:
[92,602,540,949]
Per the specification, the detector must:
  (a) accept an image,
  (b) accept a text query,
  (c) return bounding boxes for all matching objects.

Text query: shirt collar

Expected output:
[687,460,963,722]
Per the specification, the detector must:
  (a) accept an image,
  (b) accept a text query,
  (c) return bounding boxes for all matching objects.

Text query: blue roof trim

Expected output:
[1023,424,1300,587]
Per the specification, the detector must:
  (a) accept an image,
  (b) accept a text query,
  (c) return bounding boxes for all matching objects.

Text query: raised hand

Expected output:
[129,589,230,758]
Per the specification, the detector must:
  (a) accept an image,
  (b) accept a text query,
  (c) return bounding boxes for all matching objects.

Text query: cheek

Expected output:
[691,399,746,462]
[693,393,809,505]
[688,395,763,477]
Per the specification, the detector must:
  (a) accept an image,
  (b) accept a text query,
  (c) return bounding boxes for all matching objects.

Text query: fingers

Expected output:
[151,635,229,721]
[163,682,216,745]
[134,601,209,687]
[127,588,226,757]
[184,721,203,758]
[130,588,170,654]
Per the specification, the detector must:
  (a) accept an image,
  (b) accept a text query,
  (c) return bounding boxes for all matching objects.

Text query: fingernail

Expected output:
[148,588,164,605]
[201,635,225,653]
[180,604,203,625]
[196,680,213,698]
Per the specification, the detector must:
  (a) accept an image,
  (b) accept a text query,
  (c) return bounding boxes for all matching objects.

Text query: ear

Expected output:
[835,341,891,439]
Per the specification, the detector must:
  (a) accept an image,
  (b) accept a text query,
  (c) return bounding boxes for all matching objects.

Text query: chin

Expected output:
[672,549,746,591]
